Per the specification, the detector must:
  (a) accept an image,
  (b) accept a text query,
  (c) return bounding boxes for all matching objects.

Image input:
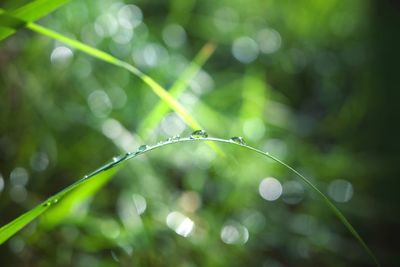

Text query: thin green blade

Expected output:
[0,136,380,267]
[0,202,50,244]
[0,14,204,134]
[40,167,120,228]
[0,0,70,41]
[25,22,203,132]
[0,157,123,244]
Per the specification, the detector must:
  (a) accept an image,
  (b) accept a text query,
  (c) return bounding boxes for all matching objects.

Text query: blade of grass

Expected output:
[0,135,380,267]
[138,42,217,136]
[0,154,125,244]
[40,166,119,228]
[0,202,50,244]
[25,22,203,131]
[0,14,202,133]
[0,0,70,41]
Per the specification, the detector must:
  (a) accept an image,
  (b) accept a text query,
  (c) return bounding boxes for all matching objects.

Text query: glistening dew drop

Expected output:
[190,130,208,139]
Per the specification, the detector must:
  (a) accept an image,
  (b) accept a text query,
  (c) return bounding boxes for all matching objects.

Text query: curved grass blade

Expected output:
[0,0,70,41]
[40,166,119,228]
[0,154,127,244]
[0,201,50,244]
[0,135,380,267]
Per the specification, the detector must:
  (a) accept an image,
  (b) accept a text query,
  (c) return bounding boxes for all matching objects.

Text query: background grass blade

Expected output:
[139,42,217,136]
[0,0,70,41]
[0,135,380,267]
[26,22,203,132]
[0,15,204,132]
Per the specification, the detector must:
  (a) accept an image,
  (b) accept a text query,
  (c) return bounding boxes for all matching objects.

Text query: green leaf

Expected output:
[0,156,124,244]
[0,201,50,244]
[40,166,120,228]
[0,0,70,41]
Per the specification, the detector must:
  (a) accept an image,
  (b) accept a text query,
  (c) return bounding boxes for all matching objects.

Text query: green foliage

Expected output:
[0,135,379,266]
[0,0,392,266]
[0,0,70,40]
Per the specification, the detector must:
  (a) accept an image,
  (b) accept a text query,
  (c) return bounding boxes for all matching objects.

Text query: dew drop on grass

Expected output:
[167,135,180,142]
[112,153,130,163]
[137,145,149,153]
[230,136,246,145]
[43,198,58,207]
[190,130,208,139]
[101,155,126,172]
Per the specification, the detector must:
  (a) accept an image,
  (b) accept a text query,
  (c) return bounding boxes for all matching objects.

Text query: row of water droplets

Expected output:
[85,130,247,182]
[41,130,246,208]
[43,198,59,207]
[189,130,246,145]
[100,129,247,173]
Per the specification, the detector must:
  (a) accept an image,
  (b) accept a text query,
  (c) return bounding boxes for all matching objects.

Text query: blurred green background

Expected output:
[0,0,399,266]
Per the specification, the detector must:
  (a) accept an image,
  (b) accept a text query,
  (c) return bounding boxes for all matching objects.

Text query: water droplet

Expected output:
[137,145,149,153]
[84,175,89,179]
[43,198,59,207]
[190,130,208,139]
[230,136,246,145]
[167,135,180,142]
[102,156,123,172]
[112,154,129,164]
